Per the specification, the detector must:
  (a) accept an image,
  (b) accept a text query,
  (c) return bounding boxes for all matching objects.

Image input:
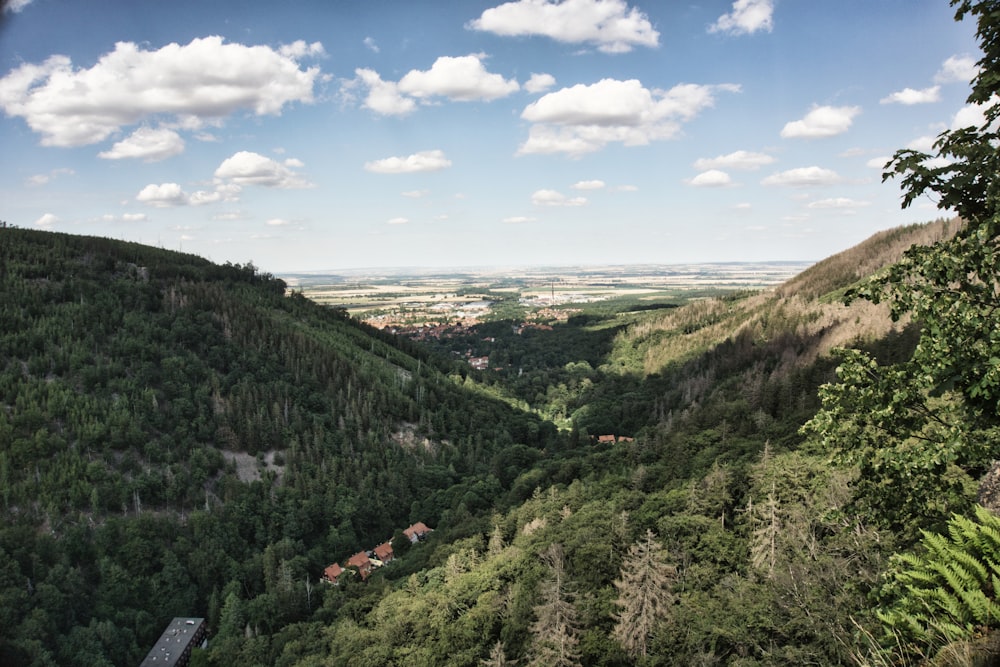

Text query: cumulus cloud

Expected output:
[531,189,587,206]
[503,216,536,223]
[364,150,452,174]
[350,55,517,115]
[880,86,940,105]
[214,151,312,188]
[866,155,891,169]
[353,68,417,116]
[693,150,774,171]
[761,166,841,187]
[780,105,860,139]
[807,197,870,210]
[571,179,605,190]
[363,37,380,53]
[122,212,148,222]
[98,126,185,161]
[686,169,732,187]
[709,0,774,36]
[952,102,991,129]
[34,212,57,227]
[398,54,519,101]
[266,218,291,226]
[525,72,556,94]
[0,36,323,147]
[467,0,659,53]
[402,189,430,198]
[136,182,189,207]
[278,40,325,59]
[519,79,740,155]
[388,217,410,225]
[935,54,979,84]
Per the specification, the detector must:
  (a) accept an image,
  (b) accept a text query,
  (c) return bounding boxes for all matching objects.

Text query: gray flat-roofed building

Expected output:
[139,617,206,667]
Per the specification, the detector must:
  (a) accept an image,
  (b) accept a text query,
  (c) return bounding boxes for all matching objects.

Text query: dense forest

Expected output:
[4,2,1000,665]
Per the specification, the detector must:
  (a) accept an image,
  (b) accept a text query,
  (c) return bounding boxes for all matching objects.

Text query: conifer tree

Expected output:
[612,529,677,659]
[481,639,516,666]
[528,543,580,667]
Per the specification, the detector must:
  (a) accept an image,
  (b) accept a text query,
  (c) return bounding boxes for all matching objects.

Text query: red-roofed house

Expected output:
[403,522,433,543]
[373,541,394,564]
[347,551,373,580]
[596,435,616,444]
[322,563,344,585]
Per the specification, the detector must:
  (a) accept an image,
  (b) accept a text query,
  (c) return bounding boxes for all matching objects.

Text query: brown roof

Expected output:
[373,542,394,561]
[347,551,370,569]
[404,522,432,540]
[323,563,343,582]
[597,435,616,443]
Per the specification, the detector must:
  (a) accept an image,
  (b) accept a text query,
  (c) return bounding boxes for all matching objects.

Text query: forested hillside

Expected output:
[0,212,972,666]
[0,227,556,665]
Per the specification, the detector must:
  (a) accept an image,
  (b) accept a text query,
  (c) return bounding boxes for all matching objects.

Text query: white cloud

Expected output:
[4,0,34,13]
[278,40,325,59]
[519,79,739,155]
[693,150,774,171]
[34,212,57,227]
[952,102,990,129]
[525,72,556,94]
[136,182,189,207]
[880,86,940,105]
[467,0,659,53]
[388,217,410,225]
[906,135,938,152]
[353,68,417,116]
[807,197,870,209]
[398,54,519,101]
[189,190,225,206]
[122,213,148,222]
[616,184,638,192]
[866,155,891,169]
[98,126,185,161]
[935,54,979,84]
[686,169,732,187]
[0,36,322,147]
[503,216,536,223]
[26,167,74,186]
[364,150,452,174]
[761,166,841,187]
[402,189,430,198]
[531,189,587,206]
[363,37,380,53]
[780,105,860,138]
[214,151,312,188]
[571,179,605,190]
[266,218,291,226]
[709,0,774,36]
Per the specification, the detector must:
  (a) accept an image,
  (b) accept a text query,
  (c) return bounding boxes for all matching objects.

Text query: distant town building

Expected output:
[469,356,490,370]
[139,617,206,667]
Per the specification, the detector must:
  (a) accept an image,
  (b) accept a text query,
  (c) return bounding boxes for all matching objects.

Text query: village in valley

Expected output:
[321,522,433,586]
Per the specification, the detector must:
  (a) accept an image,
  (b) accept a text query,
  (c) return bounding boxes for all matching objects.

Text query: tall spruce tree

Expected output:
[528,543,580,667]
[612,529,677,659]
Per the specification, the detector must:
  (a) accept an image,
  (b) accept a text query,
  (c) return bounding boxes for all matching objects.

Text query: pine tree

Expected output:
[611,529,677,659]
[481,639,516,666]
[528,543,580,667]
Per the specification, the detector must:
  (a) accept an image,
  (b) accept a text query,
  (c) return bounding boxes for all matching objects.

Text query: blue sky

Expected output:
[0,0,983,272]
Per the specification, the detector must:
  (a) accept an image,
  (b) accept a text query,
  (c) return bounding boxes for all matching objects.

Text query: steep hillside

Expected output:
[0,227,555,665]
